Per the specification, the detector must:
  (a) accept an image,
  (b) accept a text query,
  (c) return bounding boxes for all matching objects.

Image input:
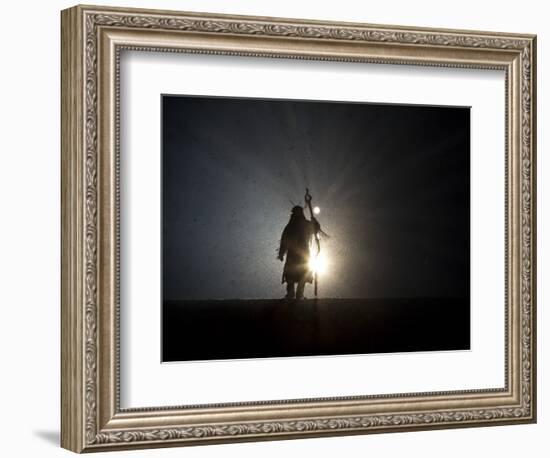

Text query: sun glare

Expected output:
[309,252,328,275]
[313,206,321,215]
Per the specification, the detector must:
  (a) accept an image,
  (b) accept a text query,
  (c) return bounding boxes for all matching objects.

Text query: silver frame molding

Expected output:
[61,4,537,453]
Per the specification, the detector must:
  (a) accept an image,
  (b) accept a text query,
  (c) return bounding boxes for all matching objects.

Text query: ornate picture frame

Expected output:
[61,4,536,453]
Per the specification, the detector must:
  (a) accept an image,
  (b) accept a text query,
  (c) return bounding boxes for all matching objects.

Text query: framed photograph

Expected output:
[61,4,537,453]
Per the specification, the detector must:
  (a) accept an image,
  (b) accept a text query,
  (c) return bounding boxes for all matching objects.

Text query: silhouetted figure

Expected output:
[278,205,320,299]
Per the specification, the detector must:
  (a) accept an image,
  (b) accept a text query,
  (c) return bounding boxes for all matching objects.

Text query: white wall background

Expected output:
[0,0,545,456]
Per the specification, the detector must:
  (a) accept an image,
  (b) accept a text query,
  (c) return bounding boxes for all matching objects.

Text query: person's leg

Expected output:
[296,279,306,300]
[285,282,296,299]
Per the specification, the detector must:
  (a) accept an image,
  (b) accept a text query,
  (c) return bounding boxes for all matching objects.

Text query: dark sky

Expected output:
[162,95,470,300]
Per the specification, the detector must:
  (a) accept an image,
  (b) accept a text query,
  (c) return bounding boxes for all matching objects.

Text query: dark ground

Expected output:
[162,298,470,362]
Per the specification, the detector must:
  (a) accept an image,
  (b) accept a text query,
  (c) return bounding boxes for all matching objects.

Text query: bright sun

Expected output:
[309,252,328,275]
